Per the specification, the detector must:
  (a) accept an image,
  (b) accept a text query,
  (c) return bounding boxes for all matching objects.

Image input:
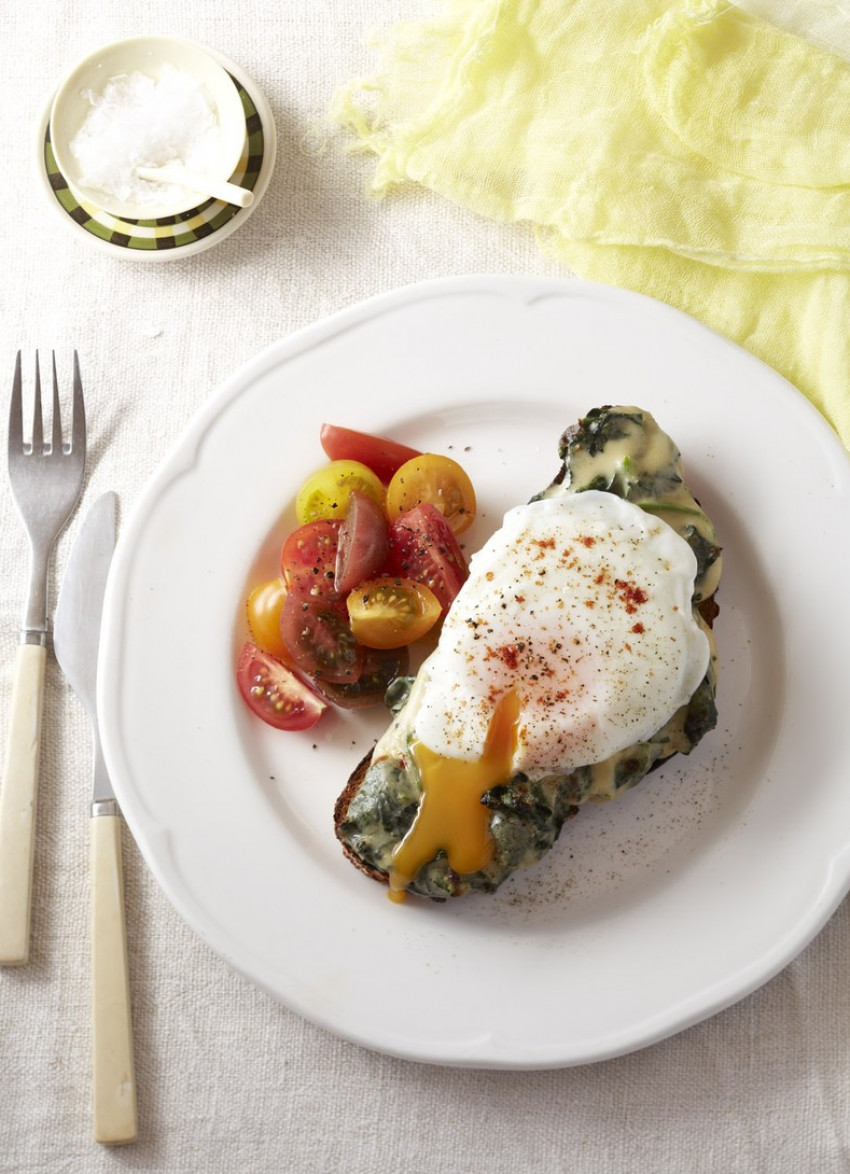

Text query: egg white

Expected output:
[412,491,709,776]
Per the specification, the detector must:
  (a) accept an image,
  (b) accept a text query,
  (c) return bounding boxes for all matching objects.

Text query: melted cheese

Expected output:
[557,405,723,602]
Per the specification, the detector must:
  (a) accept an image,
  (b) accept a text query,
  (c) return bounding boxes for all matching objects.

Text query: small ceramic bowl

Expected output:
[49,36,247,220]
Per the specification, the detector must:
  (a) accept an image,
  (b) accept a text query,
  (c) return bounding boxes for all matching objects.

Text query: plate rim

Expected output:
[98,274,850,1067]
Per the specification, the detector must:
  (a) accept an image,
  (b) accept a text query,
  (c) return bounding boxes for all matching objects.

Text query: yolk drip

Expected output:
[388,691,520,901]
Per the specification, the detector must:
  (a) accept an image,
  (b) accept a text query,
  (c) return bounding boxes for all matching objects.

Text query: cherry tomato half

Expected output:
[320,423,421,484]
[246,576,290,660]
[280,593,362,684]
[295,460,385,525]
[235,642,326,731]
[334,490,390,595]
[347,576,441,649]
[387,503,470,612]
[281,519,341,599]
[312,645,409,709]
[386,454,476,535]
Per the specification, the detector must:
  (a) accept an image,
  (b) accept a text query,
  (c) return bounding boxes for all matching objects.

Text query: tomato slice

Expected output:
[280,592,362,684]
[347,576,441,649]
[295,459,385,525]
[320,423,421,484]
[386,453,476,535]
[387,503,469,612]
[313,645,410,709]
[235,642,326,731]
[334,490,390,595]
[281,519,341,599]
[246,576,291,660]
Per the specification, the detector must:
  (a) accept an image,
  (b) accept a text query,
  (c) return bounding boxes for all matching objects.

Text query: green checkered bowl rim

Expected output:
[43,76,265,252]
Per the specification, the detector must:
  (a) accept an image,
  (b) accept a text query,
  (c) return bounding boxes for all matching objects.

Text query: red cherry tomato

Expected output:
[319,423,422,484]
[312,645,410,709]
[235,642,326,731]
[280,592,362,685]
[334,490,390,595]
[387,503,470,612]
[281,519,341,599]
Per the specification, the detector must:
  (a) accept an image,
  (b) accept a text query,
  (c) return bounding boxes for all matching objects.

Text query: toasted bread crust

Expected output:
[698,594,719,629]
[333,750,389,885]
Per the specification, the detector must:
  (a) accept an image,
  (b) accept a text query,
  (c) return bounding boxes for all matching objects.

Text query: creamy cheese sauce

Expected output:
[548,405,723,602]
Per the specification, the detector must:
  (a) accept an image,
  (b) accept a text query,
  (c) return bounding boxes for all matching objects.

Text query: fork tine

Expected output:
[71,350,85,458]
[32,355,43,455]
[50,353,62,455]
[8,351,22,457]
[1,347,88,966]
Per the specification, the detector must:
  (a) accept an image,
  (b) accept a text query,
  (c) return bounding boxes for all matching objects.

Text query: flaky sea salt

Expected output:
[69,64,223,205]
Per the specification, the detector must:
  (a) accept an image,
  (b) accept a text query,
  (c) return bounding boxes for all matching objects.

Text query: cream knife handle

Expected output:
[91,811,138,1145]
[0,642,46,966]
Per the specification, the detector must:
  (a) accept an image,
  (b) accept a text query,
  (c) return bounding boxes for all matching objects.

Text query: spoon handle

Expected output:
[135,165,254,208]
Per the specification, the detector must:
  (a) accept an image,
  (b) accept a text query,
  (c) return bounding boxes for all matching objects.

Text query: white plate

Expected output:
[99,276,850,1068]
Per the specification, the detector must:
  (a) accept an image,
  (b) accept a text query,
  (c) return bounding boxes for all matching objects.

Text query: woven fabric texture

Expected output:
[1,2,849,1172]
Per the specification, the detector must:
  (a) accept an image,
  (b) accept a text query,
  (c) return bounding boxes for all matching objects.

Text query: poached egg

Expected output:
[388,491,709,894]
[414,491,709,774]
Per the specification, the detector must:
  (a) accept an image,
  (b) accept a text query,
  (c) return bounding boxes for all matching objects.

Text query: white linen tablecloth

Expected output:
[1,2,849,1172]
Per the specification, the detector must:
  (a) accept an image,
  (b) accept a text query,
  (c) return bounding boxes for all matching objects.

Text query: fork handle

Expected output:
[0,642,46,966]
[91,812,138,1145]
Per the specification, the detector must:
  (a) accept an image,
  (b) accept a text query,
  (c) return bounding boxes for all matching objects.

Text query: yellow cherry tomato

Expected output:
[346,576,441,650]
[246,576,290,660]
[295,460,386,525]
[386,454,476,535]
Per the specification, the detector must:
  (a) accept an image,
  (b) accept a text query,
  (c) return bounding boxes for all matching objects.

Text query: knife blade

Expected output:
[54,491,138,1147]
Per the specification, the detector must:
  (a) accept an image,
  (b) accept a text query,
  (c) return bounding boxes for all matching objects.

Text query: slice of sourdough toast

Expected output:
[334,406,722,900]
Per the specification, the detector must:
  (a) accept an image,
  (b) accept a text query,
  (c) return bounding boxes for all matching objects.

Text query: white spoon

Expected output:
[135,164,254,208]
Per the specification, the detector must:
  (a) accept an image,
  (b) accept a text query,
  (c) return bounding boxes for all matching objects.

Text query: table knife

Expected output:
[53,491,138,1146]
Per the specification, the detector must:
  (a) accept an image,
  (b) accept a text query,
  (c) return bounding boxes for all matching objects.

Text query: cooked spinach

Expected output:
[557,406,643,460]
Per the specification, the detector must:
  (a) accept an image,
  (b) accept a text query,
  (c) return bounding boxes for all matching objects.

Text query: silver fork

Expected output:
[0,352,86,965]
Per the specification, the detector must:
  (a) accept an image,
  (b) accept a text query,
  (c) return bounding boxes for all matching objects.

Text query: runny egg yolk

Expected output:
[388,691,520,902]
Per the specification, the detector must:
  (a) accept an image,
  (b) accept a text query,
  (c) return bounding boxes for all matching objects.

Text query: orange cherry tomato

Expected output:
[386,454,476,535]
[346,576,442,650]
[246,576,290,660]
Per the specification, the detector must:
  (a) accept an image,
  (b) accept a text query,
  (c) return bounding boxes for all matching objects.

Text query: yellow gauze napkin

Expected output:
[332,0,850,448]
